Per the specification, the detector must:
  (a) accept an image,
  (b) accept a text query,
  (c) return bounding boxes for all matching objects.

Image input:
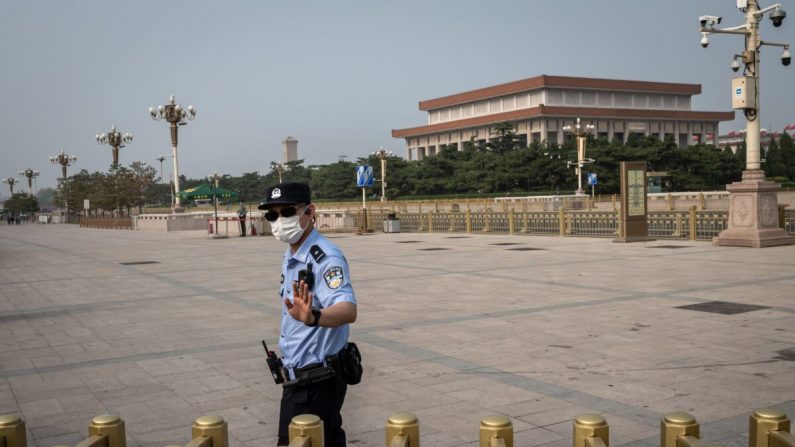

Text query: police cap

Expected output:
[258,182,312,210]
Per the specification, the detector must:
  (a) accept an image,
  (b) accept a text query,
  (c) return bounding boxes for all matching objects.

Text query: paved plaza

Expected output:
[0,225,793,447]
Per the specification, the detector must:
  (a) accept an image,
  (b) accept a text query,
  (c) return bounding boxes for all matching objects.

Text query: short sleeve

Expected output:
[314,255,356,307]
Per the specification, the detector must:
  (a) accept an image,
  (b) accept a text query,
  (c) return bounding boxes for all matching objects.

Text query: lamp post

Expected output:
[18,168,39,195]
[270,162,287,183]
[49,150,78,221]
[562,118,595,196]
[2,177,17,195]
[371,147,394,202]
[96,125,133,167]
[700,1,793,247]
[209,172,221,237]
[149,95,196,211]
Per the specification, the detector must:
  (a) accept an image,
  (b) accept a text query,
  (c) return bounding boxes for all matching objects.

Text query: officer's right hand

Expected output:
[285,280,313,325]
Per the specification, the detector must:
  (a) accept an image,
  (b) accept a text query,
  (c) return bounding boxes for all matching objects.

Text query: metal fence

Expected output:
[356,207,794,241]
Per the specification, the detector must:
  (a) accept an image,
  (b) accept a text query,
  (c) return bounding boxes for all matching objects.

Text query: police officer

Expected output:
[259,182,357,447]
[238,202,247,237]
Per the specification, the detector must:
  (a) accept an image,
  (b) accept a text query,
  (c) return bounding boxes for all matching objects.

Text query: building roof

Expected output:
[418,75,703,111]
[391,106,734,138]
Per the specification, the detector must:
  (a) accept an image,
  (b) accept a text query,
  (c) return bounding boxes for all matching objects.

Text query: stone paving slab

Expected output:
[0,225,794,447]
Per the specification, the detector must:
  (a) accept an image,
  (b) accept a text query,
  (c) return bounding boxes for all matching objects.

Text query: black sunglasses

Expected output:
[264,205,309,222]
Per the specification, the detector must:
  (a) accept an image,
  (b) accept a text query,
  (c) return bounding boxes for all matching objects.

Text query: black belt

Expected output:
[293,363,325,376]
[285,356,341,388]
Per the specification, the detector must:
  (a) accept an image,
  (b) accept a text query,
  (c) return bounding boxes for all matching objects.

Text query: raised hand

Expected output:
[285,280,314,325]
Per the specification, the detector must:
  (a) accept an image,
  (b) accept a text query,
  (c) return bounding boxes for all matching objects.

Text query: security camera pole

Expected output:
[371,146,394,202]
[699,0,793,247]
[562,118,595,196]
[149,95,196,212]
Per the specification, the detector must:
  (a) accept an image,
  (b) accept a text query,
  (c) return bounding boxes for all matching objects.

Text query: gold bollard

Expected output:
[385,412,419,447]
[289,414,324,447]
[750,408,795,447]
[573,415,608,447]
[0,414,27,447]
[661,412,700,447]
[75,415,125,447]
[480,416,512,447]
[187,415,228,447]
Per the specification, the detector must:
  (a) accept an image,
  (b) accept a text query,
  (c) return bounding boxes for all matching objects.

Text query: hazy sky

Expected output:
[1,0,794,190]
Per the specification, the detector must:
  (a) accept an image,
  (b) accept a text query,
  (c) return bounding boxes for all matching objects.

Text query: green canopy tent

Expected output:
[177,184,239,201]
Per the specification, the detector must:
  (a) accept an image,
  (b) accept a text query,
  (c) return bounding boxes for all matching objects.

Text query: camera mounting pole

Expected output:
[699,0,793,247]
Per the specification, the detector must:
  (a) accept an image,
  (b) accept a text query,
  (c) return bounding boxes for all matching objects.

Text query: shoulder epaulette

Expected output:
[310,245,326,263]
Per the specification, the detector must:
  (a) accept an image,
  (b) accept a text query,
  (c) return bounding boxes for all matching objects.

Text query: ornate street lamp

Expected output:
[2,177,17,195]
[18,168,39,195]
[149,95,196,211]
[699,1,793,247]
[562,118,596,196]
[49,150,78,220]
[50,150,78,179]
[270,162,287,183]
[96,125,133,166]
[371,147,394,202]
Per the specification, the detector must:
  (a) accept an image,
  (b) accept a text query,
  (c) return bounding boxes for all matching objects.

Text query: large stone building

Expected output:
[392,75,734,161]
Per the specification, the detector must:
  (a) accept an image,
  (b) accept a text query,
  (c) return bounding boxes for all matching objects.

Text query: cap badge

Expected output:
[271,188,282,199]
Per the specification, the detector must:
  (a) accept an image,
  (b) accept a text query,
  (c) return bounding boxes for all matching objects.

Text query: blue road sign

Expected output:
[356,165,374,187]
[587,172,598,186]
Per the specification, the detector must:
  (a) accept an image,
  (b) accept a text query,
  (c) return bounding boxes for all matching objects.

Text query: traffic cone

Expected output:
[250,222,257,236]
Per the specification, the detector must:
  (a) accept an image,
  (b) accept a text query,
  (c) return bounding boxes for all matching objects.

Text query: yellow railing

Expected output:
[370,209,742,241]
[79,217,133,230]
[2,407,793,447]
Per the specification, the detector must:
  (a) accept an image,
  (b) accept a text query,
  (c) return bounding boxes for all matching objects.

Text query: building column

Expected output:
[539,120,547,145]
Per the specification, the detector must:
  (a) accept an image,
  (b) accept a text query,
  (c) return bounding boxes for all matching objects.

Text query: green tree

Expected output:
[486,122,522,154]
[4,193,39,215]
[778,133,795,180]
[128,161,158,213]
[763,138,787,178]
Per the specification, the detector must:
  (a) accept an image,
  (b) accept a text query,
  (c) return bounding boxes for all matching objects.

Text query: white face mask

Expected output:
[271,207,309,244]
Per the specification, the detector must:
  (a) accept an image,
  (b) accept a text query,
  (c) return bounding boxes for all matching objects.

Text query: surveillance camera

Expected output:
[770,8,786,27]
[731,58,741,72]
[699,15,722,27]
[783,48,791,66]
[701,34,709,48]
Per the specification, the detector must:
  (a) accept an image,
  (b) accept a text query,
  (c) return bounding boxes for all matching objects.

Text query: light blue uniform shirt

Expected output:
[278,229,356,375]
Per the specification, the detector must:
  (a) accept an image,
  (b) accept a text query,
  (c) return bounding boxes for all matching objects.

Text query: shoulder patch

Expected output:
[323,266,344,289]
[310,245,326,263]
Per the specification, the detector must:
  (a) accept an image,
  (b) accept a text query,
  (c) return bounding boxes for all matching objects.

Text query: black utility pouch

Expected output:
[338,342,363,385]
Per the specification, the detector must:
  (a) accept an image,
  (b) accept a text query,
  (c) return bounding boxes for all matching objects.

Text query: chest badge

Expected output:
[323,266,344,289]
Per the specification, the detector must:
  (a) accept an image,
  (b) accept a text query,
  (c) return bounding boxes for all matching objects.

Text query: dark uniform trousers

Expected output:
[277,376,348,447]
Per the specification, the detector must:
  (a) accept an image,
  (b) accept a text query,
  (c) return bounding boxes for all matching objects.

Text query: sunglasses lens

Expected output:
[264,206,301,222]
[280,206,298,218]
